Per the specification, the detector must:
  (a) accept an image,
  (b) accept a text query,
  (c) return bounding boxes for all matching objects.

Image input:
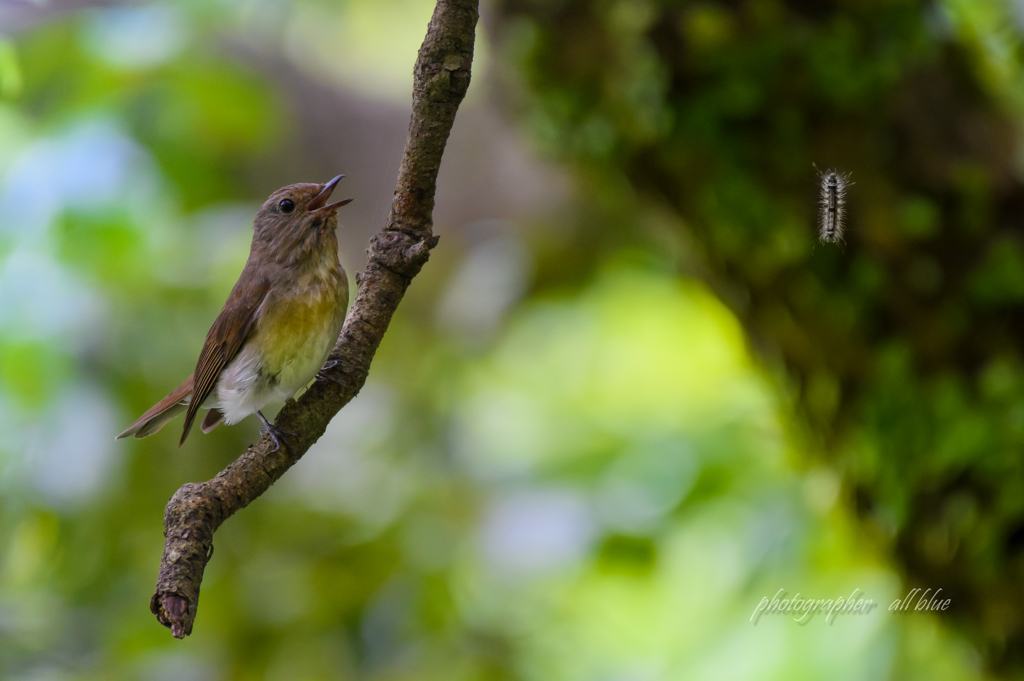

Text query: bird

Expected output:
[117,175,353,447]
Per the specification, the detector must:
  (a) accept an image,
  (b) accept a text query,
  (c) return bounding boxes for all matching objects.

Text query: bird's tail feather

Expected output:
[130,402,188,438]
[116,374,195,440]
[201,408,225,434]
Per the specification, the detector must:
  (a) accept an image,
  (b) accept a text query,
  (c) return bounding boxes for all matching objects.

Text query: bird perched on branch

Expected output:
[117,175,352,448]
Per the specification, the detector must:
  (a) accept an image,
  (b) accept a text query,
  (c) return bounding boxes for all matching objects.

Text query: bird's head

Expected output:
[252,175,353,265]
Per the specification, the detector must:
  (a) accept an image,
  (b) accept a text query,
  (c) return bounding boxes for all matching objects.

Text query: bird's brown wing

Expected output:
[180,273,271,445]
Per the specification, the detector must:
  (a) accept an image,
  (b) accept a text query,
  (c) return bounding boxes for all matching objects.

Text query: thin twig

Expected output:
[150,0,479,638]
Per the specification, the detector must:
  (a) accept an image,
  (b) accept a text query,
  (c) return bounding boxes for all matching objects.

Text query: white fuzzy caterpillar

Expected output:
[816,168,851,244]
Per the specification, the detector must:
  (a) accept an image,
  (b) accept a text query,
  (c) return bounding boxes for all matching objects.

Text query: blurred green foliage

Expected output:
[493,0,1024,675]
[0,0,1012,679]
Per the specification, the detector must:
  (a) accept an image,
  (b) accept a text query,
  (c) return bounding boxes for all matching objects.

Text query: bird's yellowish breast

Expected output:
[254,286,346,379]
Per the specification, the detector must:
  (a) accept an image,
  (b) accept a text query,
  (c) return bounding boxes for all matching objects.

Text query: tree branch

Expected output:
[150,0,479,638]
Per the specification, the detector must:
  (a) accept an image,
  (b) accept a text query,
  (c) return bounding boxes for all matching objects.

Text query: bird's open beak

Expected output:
[308,174,354,213]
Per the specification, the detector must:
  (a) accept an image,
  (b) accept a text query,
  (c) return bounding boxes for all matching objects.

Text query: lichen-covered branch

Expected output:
[150,0,479,638]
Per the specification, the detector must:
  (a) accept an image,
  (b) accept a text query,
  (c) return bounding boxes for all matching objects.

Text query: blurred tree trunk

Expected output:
[491,0,1024,672]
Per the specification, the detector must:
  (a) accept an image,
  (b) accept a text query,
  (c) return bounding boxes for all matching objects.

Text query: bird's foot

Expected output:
[316,359,345,387]
[256,411,297,454]
[261,425,297,453]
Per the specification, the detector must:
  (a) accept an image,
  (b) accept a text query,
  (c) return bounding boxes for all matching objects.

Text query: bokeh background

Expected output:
[2,0,1023,679]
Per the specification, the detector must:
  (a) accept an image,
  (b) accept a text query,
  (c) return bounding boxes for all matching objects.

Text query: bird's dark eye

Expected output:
[279,199,295,213]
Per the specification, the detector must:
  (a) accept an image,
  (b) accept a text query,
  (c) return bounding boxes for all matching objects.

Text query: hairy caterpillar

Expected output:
[816,168,851,244]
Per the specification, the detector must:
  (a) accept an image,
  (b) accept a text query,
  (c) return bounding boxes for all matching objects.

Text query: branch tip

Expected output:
[151,592,193,639]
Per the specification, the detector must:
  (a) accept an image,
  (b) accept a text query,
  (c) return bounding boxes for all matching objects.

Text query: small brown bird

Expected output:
[117,175,352,447]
